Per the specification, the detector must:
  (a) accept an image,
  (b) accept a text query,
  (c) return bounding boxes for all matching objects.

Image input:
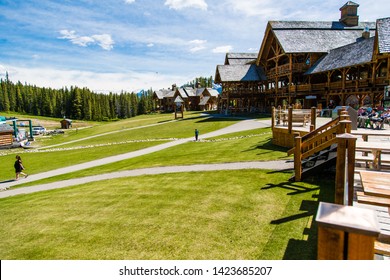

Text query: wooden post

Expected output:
[271,106,275,128]
[346,134,357,206]
[294,134,302,182]
[335,131,356,206]
[335,135,347,205]
[288,106,293,134]
[311,106,316,130]
[316,202,380,260]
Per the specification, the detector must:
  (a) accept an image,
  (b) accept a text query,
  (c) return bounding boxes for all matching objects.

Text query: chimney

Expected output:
[339,1,359,27]
[362,26,370,39]
[172,84,177,91]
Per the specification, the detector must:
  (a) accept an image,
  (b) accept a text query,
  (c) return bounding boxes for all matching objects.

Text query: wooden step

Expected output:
[375,240,390,256]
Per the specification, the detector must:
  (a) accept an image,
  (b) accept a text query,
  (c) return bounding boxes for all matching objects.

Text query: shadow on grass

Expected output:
[204,111,271,120]
[261,181,319,196]
[243,139,289,154]
[195,117,241,123]
[261,171,335,259]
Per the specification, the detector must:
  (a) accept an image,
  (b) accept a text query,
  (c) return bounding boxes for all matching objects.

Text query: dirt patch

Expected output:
[28,118,93,130]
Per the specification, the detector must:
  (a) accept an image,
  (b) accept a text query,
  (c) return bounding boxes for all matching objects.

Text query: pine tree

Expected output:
[71,87,83,119]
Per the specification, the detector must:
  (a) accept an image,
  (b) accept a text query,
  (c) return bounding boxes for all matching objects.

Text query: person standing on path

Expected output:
[14,155,28,180]
[194,129,199,141]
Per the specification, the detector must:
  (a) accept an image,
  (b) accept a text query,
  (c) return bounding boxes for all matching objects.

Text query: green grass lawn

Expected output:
[0,113,241,182]
[0,113,333,260]
[11,127,289,186]
[0,170,334,260]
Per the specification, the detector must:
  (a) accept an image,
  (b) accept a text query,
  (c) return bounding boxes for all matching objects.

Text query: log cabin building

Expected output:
[215,2,390,113]
[153,85,220,112]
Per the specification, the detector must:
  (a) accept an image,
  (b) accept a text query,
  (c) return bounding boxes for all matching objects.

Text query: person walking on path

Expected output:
[14,155,28,181]
[194,129,199,141]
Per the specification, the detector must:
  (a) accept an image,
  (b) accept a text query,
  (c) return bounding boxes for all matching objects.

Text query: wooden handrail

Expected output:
[289,109,350,181]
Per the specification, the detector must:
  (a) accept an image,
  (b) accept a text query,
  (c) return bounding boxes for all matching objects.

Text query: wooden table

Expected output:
[355,141,390,170]
[351,130,390,142]
[357,170,390,213]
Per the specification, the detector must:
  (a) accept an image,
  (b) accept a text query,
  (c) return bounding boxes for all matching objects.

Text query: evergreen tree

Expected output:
[0,79,10,111]
[71,87,83,119]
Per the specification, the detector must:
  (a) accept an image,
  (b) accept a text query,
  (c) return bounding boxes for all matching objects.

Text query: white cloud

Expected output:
[212,45,233,54]
[188,39,207,53]
[124,0,135,3]
[164,0,207,11]
[1,64,190,93]
[91,34,114,50]
[59,30,114,51]
[225,0,280,18]
[147,43,154,47]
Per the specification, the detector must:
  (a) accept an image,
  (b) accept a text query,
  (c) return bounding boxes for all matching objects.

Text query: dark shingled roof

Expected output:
[154,89,175,99]
[270,21,376,53]
[377,17,390,53]
[225,53,258,65]
[306,37,374,74]
[215,64,266,83]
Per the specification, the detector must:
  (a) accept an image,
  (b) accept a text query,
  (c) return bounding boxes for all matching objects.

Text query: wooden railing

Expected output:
[267,63,310,78]
[287,108,351,181]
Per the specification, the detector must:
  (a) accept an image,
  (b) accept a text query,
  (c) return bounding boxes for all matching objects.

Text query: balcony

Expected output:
[267,63,310,78]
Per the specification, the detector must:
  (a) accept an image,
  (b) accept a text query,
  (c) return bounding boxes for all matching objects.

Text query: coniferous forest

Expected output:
[0,73,154,121]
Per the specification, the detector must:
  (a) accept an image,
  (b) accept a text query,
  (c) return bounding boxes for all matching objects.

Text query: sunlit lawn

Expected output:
[0,113,241,182]
[0,170,334,260]
[0,113,330,260]
[12,127,289,186]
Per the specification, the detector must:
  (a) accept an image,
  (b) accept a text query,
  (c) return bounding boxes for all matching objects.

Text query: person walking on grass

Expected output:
[195,129,199,141]
[14,155,28,180]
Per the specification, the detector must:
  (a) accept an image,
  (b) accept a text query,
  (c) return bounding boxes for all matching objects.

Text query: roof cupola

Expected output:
[339,1,359,26]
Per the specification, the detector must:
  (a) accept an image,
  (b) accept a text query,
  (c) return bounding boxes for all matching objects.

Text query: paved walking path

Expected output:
[0,160,293,198]
[0,118,287,197]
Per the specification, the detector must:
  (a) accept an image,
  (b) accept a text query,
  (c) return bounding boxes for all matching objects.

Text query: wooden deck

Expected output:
[353,170,390,259]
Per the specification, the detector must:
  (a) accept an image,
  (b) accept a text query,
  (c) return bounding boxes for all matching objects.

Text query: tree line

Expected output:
[182,76,213,88]
[0,74,154,121]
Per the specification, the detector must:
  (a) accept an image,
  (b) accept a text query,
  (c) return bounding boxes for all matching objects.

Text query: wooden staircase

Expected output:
[288,111,352,181]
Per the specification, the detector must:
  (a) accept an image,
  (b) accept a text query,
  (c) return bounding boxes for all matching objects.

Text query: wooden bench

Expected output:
[355,155,390,168]
[363,184,390,198]
[356,191,390,208]
[282,114,310,126]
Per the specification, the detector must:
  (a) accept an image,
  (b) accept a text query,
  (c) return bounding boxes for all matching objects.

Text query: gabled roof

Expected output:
[199,96,211,106]
[377,17,390,53]
[306,37,374,74]
[270,21,376,53]
[225,53,258,65]
[196,88,220,98]
[174,96,184,103]
[154,89,175,99]
[183,87,196,97]
[176,88,188,99]
[195,88,204,97]
[215,64,266,83]
[206,88,219,97]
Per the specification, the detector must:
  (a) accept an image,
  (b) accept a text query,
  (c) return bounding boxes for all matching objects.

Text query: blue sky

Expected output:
[0,0,389,93]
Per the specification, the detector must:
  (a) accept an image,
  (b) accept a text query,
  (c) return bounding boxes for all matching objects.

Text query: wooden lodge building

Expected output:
[153,85,220,112]
[215,1,390,113]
